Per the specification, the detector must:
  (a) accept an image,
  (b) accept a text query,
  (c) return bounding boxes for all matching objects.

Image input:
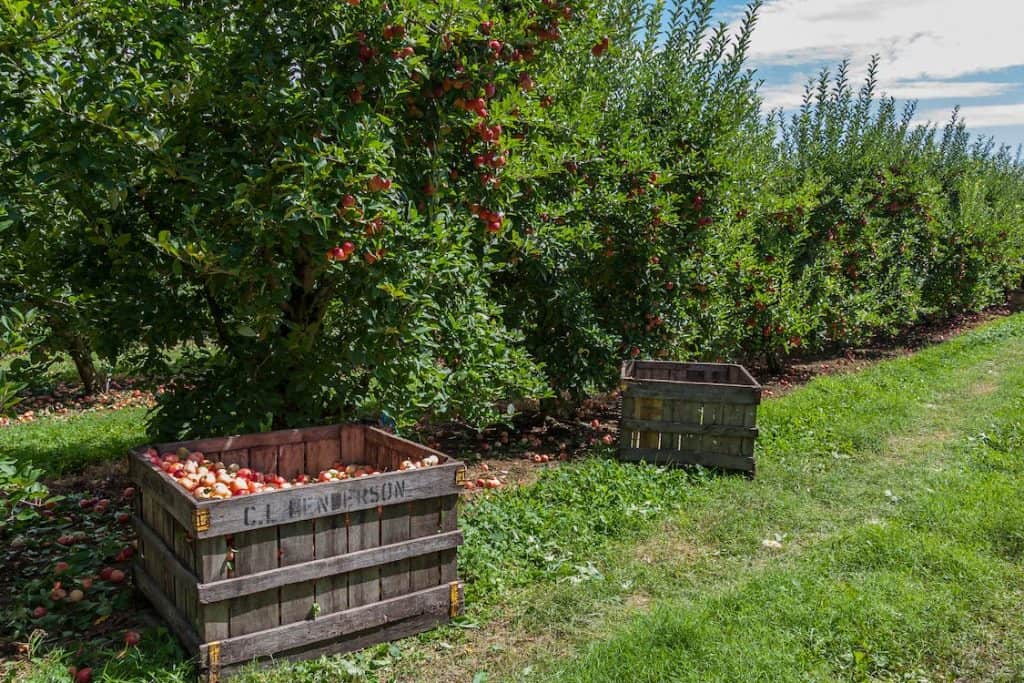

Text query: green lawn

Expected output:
[0,406,148,474]
[8,314,1024,682]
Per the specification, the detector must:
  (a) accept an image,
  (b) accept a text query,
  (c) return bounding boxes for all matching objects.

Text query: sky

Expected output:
[716,0,1024,150]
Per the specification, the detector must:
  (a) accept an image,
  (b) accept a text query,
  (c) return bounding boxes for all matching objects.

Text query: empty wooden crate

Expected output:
[618,361,762,475]
[128,424,466,681]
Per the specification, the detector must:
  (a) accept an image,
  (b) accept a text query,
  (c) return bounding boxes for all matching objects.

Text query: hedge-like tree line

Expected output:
[2,0,1022,437]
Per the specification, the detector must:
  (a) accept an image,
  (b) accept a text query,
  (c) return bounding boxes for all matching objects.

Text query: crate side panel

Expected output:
[249,446,278,477]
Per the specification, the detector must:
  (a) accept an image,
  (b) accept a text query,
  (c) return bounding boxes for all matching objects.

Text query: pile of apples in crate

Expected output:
[146,447,440,500]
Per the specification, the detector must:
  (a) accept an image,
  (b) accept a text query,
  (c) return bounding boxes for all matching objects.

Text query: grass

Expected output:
[5,314,1024,682]
[0,406,148,475]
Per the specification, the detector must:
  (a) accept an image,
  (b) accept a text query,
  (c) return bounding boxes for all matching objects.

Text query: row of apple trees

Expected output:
[2,0,1022,437]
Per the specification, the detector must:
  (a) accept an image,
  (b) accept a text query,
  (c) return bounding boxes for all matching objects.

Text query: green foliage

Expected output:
[0,457,60,530]
[2,0,1023,433]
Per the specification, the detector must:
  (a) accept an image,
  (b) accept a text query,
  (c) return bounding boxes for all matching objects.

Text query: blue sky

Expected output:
[715,0,1024,150]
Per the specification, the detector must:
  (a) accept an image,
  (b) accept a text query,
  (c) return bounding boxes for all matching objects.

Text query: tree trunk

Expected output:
[68,337,98,395]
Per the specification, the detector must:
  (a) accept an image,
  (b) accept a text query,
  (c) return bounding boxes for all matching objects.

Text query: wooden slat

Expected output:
[347,506,381,608]
[339,424,365,465]
[624,381,761,404]
[305,439,340,475]
[220,448,250,469]
[279,521,317,624]
[277,443,306,480]
[620,418,758,438]
[197,530,463,604]
[171,522,197,630]
[635,397,662,449]
[128,452,196,533]
[365,427,448,462]
[132,514,198,594]
[153,424,341,458]
[228,527,279,637]
[230,609,451,673]
[195,462,462,538]
[212,583,457,666]
[196,536,230,642]
[379,503,411,599]
[314,514,348,615]
[619,447,754,472]
[249,445,278,477]
[439,495,458,584]
[409,499,441,591]
[133,560,202,655]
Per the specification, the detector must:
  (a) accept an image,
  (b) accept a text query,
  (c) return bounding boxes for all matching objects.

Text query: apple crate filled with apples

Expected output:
[127,423,466,681]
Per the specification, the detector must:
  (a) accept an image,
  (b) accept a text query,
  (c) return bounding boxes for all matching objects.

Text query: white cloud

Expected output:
[917,103,1024,128]
[745,0,1024,105]
[750,0,1024,80]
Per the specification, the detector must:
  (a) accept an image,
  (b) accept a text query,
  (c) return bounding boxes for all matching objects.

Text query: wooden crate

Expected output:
[618,361,762,475]
[127,424,466,681]
[1009,288,1024,311]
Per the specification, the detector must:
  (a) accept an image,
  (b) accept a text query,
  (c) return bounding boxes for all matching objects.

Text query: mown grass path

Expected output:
[384,314,1024,683]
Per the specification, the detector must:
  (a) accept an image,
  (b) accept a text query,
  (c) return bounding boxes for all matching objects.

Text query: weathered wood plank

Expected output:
[439,495,458,584]
[347,506,380,608]
[305,439,340,475]
[620,418,758,438]
[133,559,201,654]
[313,513,348,615]
[133,515,198,600]
[277,443,306,481]
[213,583,456,666]
[379,503,411,599]
[205,606,453,680]
[408,499,440,591]
[619,447,754,472]
[228,527,279,637]
[249,445,278,477]
[153,425,341,458]
[128,452,196,532]
[339,424,365,465]
[196,536,230,642]
[196,530,463,604]
[624,381,761,404]
[634,397,663,449]
[195,462,462,539]
[278,520,317,625]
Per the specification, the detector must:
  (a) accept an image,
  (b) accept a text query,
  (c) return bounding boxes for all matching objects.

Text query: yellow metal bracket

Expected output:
[455,468,466,486]
[449,581,461,618]
[193,508,211,533]
[207,641,221,683]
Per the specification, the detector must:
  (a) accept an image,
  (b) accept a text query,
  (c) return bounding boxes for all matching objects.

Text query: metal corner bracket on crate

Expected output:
[206,641,221,683]
[193,508,211,533]
[454,467,467,485]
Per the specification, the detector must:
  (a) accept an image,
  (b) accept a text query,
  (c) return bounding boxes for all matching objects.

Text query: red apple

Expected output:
[32,606,47,618]
[109,569,126,584]
[124,630,141,646]
[55,561,70,574]
[99,567,114,581]
[75,667,92,683]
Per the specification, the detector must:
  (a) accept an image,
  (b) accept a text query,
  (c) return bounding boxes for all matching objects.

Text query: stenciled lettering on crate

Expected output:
[617,360,762,475]
[128,424,466,682]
